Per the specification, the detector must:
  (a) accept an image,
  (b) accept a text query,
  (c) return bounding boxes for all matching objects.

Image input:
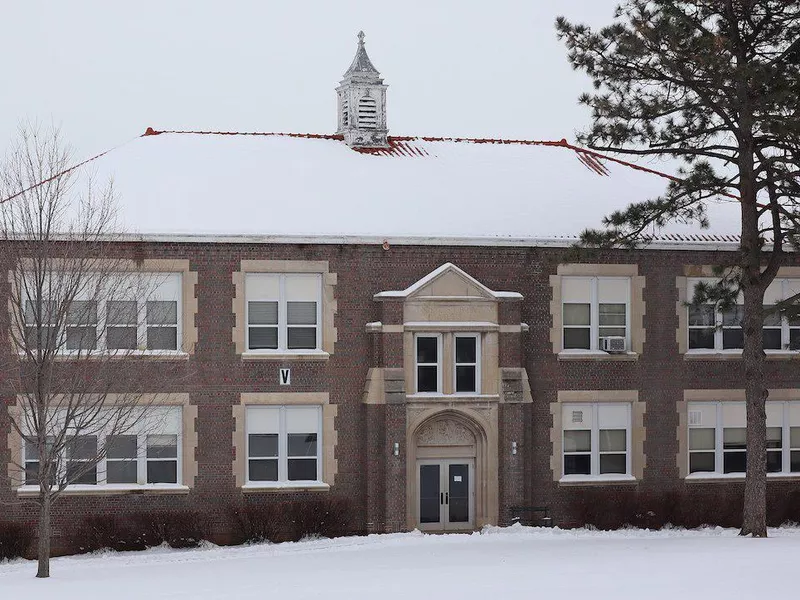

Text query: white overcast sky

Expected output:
[0,1,624,158]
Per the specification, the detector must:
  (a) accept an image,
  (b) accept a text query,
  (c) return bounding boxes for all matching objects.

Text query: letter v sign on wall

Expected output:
[279,368,291,386]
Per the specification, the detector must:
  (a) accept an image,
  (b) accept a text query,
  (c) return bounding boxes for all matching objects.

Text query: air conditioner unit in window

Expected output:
[600,336,627,353]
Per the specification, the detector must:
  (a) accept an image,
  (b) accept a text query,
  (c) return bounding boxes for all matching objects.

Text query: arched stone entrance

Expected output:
[406,409,497,531]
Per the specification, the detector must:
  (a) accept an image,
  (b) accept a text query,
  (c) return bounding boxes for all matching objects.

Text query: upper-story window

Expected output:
[415,333,481,395]
[688,401,800,476]
[358,96,377,129]
[687,278,800,351]
[454,334,480,393]
[22,273,182,353]
[562,277,630,352]
[246,273,321,353]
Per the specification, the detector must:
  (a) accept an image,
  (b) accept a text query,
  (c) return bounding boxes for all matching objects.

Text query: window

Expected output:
[21,273,182,353]
[24,437,55,485]
[454,334,480,393]
[415,335,441,393]
[358,96,377,129]
[21,406,183,487]
[245,273,321,352]
[246,406,322,484]
[562,277,630,351]
[562,403,631,478]
[687,278,800,351]
[66,435,98,484]
[66,301,98,351]
[688,401,800,476]
[341,98,349,127]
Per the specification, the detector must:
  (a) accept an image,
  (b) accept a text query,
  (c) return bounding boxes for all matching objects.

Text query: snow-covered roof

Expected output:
[58,130,745,246]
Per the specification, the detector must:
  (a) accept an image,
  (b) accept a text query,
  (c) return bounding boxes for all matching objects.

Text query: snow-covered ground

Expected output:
[1,525,797,598]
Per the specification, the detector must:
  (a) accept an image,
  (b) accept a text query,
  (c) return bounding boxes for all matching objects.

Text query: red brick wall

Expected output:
[2,240,800,546]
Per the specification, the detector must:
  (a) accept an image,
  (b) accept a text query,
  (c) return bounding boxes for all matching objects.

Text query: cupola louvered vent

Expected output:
[358,96,378,129]
[341,99,349,127]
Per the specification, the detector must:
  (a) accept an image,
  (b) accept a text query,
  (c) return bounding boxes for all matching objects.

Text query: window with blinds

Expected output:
[561,277,630,352]
[246,405,322,483]
[562,403,631,479]
[246,273,321,352]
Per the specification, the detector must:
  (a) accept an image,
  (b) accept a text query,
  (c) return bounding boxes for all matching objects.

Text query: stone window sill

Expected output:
[16,484,190,497]
[20,350,191,361]
[405,393,501,403]
[685,473,800,483]
[685,350,800,361]
[558,475,637,487]
[557,350,638,362]
[242,351,330,361]
[241,482,330,493]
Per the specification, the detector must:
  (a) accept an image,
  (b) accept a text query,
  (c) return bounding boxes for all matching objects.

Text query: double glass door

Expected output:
[418,459,473,531]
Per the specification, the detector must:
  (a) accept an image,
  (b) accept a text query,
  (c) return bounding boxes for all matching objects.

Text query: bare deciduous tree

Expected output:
[1,124,188,577]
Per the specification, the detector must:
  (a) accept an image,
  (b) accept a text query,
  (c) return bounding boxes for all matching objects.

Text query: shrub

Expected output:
[69,510,208,553]
[0,521,34,560]
[289,497,352,540]
[233,497,352,544]
[232,503,290,544]
[132,511,208,549]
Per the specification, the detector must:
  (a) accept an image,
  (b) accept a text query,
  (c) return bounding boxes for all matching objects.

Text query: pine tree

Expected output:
[557,1,800,537]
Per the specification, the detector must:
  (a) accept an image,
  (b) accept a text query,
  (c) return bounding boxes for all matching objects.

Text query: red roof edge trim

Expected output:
[142,128,344,141]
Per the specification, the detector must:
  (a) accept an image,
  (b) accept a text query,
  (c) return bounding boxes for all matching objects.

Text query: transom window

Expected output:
[23,406,182,487]
[562,403,631,479]
[22,273,182,353]
[246,273,321,352]
[246,405,322,484]
[688,401,800,475]
[562,277,630,352]
[687,278,800,351]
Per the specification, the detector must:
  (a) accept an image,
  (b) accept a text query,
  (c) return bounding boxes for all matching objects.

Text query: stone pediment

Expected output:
[373,263,522,301]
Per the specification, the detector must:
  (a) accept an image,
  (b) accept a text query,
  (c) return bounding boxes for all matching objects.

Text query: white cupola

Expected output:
[336,31,389,148]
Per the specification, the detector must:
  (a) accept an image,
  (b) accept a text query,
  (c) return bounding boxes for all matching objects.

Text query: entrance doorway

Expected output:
[417,459,474,531]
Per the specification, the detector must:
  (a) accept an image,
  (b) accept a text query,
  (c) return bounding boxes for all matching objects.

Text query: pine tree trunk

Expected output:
[740,271,768,537]
[36,493,51,578]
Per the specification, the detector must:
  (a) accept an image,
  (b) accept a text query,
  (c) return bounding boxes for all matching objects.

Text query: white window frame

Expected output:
[245,273,322,354]
[688,401,800,477]
[561,276,631,352]
[245,405,323,485]
[414,333,442,394]
[687,278,800,353]
[22,272,183,355]
[561,402,632,480]
[21,406,184,489]
[453,333,481,394]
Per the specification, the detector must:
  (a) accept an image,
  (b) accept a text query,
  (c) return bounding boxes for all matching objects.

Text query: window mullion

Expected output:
[279,275,287,351]
[280,407,288,482]
[591,404,599,476]
[716,403,723,474]
[784,403,791,474]
[715,309,723,351]
[590,278,599,351]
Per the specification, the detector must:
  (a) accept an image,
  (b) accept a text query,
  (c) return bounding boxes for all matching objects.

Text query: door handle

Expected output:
[445,492,449,504]
[440,492,444,505]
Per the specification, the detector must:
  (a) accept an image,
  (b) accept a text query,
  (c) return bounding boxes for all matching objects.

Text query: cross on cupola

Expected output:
[336,31,389,148]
